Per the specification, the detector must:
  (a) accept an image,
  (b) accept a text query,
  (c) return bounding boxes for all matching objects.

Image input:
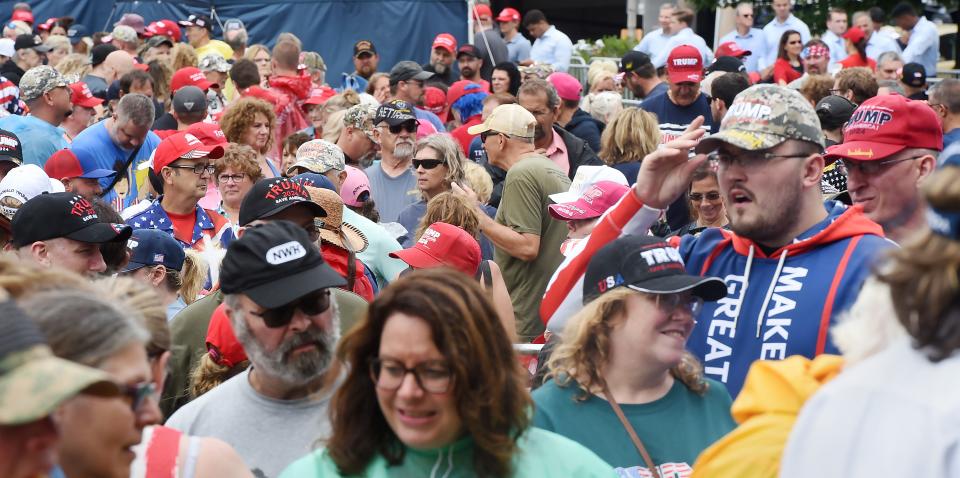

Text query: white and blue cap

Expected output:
[122,229,186,273]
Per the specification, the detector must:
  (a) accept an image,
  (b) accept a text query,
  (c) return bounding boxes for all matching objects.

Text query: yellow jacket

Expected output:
[691,354,843,478]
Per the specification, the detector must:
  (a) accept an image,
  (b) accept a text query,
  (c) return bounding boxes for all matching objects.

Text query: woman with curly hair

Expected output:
[533,235,735,475]
[280,268,616,477]
[220,97,280,177]
[598,108,661,185]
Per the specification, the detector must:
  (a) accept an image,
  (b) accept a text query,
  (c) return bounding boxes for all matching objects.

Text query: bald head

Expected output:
[104,51,135,83]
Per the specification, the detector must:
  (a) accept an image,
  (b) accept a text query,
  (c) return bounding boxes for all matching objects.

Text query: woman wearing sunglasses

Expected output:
[533,235,735,476]
[773,30,804,85]
[673,165,729,236]
[281,268,617,477]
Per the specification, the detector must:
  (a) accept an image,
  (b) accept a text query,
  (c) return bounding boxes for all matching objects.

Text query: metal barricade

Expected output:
[513,343,544,355]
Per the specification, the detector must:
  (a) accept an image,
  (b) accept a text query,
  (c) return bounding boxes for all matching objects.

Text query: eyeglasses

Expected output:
[480,130,505,142]
[120,381,157,411]
[413,158,444,170]
[650,293,704,316]
[168,164,215,175]
[689,191,721,202]
[218,173,246,183]
[386,122,417,134]
[707,151,811,170]
[369,357,454,393]
[250,289,331,328]
[837,156,920,176]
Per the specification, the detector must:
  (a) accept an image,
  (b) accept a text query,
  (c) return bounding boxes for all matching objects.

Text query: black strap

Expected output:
[100,143,144,199]
[476,260,493,288]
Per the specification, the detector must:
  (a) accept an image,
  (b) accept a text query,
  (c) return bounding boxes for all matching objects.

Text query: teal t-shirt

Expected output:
[278,427,617,477]
[532,377,735,477]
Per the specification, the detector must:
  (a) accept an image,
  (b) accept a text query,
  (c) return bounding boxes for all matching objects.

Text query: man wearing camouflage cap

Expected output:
[0,65,71,167]
[336,103,379,167]
[198,53,230,115]
[0,299,120,478]
[287,139,347,187]
[542,84,892,398]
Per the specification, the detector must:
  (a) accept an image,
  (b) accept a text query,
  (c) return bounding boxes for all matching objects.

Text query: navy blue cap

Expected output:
[122,229,186,273]
[66,24,88,45]
[293,172,336,192]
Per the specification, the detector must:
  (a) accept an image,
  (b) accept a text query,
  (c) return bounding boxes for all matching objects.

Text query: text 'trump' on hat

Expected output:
[824,94,943,163]
[239,177,327,227]
[11,192,132,248]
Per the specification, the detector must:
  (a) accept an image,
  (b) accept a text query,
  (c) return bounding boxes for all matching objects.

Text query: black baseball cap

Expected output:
[389,61,433,85]
[620,51,652,73]
[706,56,746,75]
[172,85,207,114]
[220,220,346,308]
[583,235,726,303]
[91,44,118,67]
[353,40,377,58]
[178,14,213,31]
[239,177,327,227]
[14,34,49,52]
[901,62,926,87]
[816,95,858,131]
[11,193,132,248]
[0,129,23,165]
[456,44,480,59]
[374,99,417,126]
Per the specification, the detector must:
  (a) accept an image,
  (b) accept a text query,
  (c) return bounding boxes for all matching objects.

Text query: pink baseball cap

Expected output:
[340,166,371,207]
[666,45,703,84]
[389,222,482,276]
[547,72,583,102]
[549,180,631,221]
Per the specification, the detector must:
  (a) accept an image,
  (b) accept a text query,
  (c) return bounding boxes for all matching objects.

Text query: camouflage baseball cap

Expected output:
[343,103,378,144]
[198,53,230,73]
[19,66,73,102]
[288,139,346,176]
[0,300,119,425]
[695,84,825,154]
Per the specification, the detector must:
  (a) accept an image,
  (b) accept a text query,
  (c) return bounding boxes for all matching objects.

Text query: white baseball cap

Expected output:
[549,165,628,204]
[0,164,64,219]
[0,39,15,58]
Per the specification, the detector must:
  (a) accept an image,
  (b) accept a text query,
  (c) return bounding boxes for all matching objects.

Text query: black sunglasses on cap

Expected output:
[251,289,332,328]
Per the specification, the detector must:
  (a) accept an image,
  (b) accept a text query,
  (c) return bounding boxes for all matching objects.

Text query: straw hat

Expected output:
[305,186,368,253]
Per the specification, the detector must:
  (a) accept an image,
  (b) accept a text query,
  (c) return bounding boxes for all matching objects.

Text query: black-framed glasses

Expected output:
[369,357,454,393]
[120,381,156,411]
[387,122,417,134]
[168,164,215,175]
[413,158,444,170]
[689,191,721,202]
[250,289,332,328]
[707,151,811,170]
[218,173,246,183]
[837,156,920,176]
[480,130,503,142]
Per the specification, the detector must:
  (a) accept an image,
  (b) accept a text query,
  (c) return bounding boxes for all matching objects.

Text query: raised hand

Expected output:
[633,115,709,209]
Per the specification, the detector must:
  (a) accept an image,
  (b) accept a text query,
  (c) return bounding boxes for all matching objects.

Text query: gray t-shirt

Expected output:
[476,29,510,81]
[165,369,336,478]
[364,162,418,224]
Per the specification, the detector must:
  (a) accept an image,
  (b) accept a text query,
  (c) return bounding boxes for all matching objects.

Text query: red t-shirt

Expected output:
[839,54,877,71]
[450,115,483,155]
[773,58,803,85]
[165,209,197,245]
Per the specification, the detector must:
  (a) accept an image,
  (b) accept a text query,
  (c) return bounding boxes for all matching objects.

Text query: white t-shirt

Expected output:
[782,339,960,477]
[165,369,337,478]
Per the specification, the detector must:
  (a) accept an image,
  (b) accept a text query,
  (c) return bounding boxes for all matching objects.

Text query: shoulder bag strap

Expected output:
[100,143,144,199]
[600,381,660,478]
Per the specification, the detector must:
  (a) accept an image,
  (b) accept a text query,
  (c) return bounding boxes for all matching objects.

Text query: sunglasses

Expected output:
[689,191,721,202]
[413,159,444,170]
[121,381,156,411]
[254,289,332,328]
[480,130,504,142]
[387,122,417,134]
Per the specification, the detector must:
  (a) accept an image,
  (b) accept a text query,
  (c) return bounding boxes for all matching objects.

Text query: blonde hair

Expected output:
[243,44,270,63]
[44,35,70,55]
[178,249,208,305]
[55,53,92,78]
[463,162,493,204]
[414,133,467,200]
[322,109,347,143]
[0,255,90,298]
[581,91,623,124]
[171,42,198,71]
[97,276,169,357]
[190,352,249,398]
[415,192,480,241]
[587,60,617,90]
[547,287,708,398]
[599,108,661,165]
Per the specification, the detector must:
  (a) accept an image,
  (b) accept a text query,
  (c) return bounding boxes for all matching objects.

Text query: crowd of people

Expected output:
[3,0,960,477]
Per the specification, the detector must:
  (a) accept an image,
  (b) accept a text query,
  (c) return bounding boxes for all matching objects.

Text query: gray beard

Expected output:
[432,62,448,75]
[393,141,415,161]
[231,303,340,386]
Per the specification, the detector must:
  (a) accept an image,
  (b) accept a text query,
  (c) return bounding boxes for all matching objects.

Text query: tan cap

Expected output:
[467,104,536,139]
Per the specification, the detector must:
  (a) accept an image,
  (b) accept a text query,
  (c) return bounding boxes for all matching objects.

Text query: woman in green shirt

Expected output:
[533,235,736,477]
[281,268,616,477]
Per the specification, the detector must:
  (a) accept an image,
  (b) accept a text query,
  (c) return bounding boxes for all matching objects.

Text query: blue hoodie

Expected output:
[678,201,892,395]
[541,196,892,398]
